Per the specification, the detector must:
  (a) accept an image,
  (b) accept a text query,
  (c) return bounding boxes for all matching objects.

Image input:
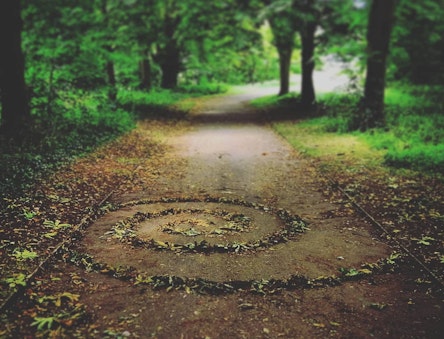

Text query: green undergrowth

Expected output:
[251,92,301,113]
[260,85,444,173]
[178,82,229,95]
[1,89,134,202]
[117,84,228,118]
[0,84,228,202]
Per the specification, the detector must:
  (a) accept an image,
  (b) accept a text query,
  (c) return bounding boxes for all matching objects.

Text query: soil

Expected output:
[1,90,443,338]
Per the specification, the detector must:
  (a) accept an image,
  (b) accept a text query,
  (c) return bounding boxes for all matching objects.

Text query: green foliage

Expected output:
[2,273,27,290]
[384,143,444,172]
[262,82,444,172]
[12,249,38,261]
[116,85,226,119]
[314,85,444,172]
[251,92,299,109]
[177,83,229,95]
[316,93,361,132]
[4,0,442,195]
[31,316,58,331]
[117,89,187,118]
[43,220,72,230]
[117,89,185,110]
[390,0,444,84]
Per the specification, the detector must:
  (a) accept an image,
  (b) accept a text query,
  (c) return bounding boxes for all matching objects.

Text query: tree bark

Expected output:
[158,14,181,89]
[0,0,30,132]
[139,52,152,90]
[362,0,397,129]
[101,0,117,101]
[268,13,296,96]
[277,47,292,96]
[300,22,316,107]
[105,52,117,101]
[159,43,181,89]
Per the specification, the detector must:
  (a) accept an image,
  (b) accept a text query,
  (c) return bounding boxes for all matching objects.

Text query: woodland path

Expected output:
[76,90,442,338]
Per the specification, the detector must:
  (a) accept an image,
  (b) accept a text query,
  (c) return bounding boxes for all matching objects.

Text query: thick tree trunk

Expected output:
[157,14,181,89]
[300,22,316,107]
[0,0,29,132]
[277,47,292,96]
[362,0,396,129]
[158,37,181,89]
[160,72,179,89]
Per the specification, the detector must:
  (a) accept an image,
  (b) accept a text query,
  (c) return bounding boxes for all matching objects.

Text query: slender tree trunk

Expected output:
[300,22,316,107]
[101,0,117,101]
[362,0,396,129]
[105,51,117,101]
[277,47,292,96]
[139,51,152,90]
[0,0,29,132]
[268,13,295,96]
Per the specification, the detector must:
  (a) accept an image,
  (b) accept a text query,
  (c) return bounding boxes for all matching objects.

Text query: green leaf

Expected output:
[3,273,27,289]
[44,231,58,239]
[12,249,38,261]
[31,316,57,331]
[44,220,71,230]
[416,236,435,246]
[23,209,37,220]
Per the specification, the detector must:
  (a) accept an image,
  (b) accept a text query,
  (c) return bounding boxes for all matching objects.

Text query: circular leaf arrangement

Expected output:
[104,196,309,254]
[71,195,406,295]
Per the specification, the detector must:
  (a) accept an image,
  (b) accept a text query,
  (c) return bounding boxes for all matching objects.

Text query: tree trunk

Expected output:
[139,52,152,90]
[158,14,181,90]
[268,13,295,97]
[158,38,181,89]
[362,0,396,129]
[0,0,29,132]
[160,70,179,89]
[106,55,117,101]
[101,0,117,101]
[300,22,316,107]
[277,47,292,96]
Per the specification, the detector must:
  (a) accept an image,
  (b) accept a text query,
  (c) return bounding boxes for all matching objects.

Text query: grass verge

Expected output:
[253,84,444,174]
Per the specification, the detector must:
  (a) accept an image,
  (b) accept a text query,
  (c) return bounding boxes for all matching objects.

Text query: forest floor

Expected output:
[1,88,443,338]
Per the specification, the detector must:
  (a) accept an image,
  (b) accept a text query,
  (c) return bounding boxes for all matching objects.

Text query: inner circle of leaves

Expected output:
[108,196,309,253]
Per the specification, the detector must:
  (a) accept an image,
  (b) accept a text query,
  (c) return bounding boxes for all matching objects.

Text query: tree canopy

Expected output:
[1,0,443,132]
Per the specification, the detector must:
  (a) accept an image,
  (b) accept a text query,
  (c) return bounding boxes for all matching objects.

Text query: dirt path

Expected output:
[76,92,442,338]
